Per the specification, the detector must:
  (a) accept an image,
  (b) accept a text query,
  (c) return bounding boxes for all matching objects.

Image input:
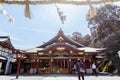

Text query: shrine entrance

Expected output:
[52,59,69,74]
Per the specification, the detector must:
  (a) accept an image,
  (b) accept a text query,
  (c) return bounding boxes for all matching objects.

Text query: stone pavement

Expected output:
[0,74,119,80]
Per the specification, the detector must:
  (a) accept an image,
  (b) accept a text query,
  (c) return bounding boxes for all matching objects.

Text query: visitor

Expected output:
[92,62,97,76]
[75,59,85,80]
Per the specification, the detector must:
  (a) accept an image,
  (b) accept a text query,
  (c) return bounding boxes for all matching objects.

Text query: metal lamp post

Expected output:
[16,50,23,79]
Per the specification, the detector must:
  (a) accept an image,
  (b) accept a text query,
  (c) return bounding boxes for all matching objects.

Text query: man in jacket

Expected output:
[76,59,85,80]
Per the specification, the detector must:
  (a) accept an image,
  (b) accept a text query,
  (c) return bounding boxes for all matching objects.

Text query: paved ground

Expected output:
[0,74,119,80]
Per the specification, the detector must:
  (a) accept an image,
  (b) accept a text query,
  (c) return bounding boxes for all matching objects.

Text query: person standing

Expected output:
[92,62,97,76]
[75,59,85,80]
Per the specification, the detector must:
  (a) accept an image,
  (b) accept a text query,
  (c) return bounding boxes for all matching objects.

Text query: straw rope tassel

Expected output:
[0,4,2,11]
[88,0,97,19]
[88,6,97,19]
[25,1,31,19]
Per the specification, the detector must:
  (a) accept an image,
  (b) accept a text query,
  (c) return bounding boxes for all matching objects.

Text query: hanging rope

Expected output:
[0,0,120,24]
[0,0,120,5]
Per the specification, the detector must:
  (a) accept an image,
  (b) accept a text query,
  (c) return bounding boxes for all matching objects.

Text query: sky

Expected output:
[0,2,119,49]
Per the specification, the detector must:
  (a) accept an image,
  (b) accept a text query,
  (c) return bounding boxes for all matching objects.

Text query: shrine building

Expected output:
[22,29,105,74]
[0,36,16,75]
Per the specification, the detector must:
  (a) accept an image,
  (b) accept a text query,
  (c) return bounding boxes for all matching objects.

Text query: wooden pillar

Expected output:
[16,58,21,79]
[36,58,39,74]
[60,59,62,68]
[32,55,34,74]
[38,59,41,74]
[89,57,92,68]
[50,58,53,73]
[35,56,37,74]
[57,59,58,67]
[64,59,65,68]
[29,55,36,74]
[66,59,68,69]
[30,55,34,74]
[69,58,71,73]
[33,55,35,74]
[16,51,22,79]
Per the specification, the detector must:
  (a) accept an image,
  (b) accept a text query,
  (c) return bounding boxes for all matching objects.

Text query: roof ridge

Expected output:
[0,36,9,38]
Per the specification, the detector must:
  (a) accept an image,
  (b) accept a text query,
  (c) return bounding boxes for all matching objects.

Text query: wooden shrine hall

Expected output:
[23,29,105,74]
[0,36,16,75]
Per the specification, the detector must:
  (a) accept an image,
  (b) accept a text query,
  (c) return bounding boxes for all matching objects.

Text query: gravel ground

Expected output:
[0,74,119,80]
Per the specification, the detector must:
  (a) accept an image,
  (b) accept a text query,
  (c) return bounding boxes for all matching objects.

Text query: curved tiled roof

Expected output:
[37,29,85,48]
[25,48,43,53]
[63,34,85,47]
[43,42,79,51]
[78,47,106,52]
[0,36,15,50]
